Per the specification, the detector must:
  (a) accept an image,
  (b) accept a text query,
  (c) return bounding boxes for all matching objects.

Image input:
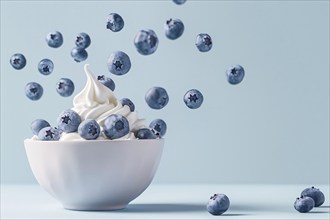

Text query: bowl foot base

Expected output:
[63,204,127,211]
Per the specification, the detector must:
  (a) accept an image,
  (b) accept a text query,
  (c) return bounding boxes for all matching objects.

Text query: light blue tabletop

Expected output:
[1,184,329,219]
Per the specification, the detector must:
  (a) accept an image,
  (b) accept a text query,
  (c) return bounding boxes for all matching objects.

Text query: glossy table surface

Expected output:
[1,184,329,219]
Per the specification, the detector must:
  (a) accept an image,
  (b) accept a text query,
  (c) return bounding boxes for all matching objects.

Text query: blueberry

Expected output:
[207,194,230,215]
[78,119,100,140]
[75,32,91,49]
[134,29,159,55]
[165,18,184,40]
[25,82,43,101]
[135,128,157,139]
[294,196,315,213]
[183,89,203,109]
[103,114,130,139]
[149,119,167,137]
[301,186,325,207]
[226,65,245,85]
[120,98,135,112]
[38,58,54,75]
[46,31,63,48]
[106,13,124,32]
[71,47,88,62]
[173,0,186,5]
[38,127,61,141]
[56,78,75,97]
[195,33,212,52]
[145,87,169,109]
[31,119,50,135]
[97,75,115,91]
[57,109,81,133]
[107,51,131,76]
[10,53,26,70]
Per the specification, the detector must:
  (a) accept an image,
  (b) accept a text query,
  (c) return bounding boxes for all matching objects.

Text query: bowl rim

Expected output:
[24,138,164,144]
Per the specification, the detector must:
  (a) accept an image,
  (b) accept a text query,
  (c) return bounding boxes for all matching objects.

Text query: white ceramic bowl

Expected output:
[24,139,164,211]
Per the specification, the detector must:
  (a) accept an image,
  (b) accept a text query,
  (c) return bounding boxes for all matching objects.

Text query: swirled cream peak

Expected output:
[62,64,145,140]
[73,64,118,110]
[72,64,118,124]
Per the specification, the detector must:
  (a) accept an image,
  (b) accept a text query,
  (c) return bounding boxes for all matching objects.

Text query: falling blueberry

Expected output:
[120,98,135,112]
[78,119,100,140]
[149,119,167,137]
[10,53,26,70]
[25,82,43,101]
[301,186,325,207]
[38,58,54,75]
[75,32,91,49]
[165,18,184,40]
[103,114,130,139]
[46,31,63,48]
[56,78,75,97]
[97,75,115,91]
[195,33,212,52]
[134,29,159,55]
[31,119,50,135]
[38,126,61,141]
[71,47,88,62]
[106,13,124,32]
[183,89,203,109]
[226,65,245,85]
[135,128,157,139]
[173,0,186,5]
[294,196,315,213]
[207,193,230,215]
[107,51,131,75]
[145,87,169,109]
[57,109,81,133]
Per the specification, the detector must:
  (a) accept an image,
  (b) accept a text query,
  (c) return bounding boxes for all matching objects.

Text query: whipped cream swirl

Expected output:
[60,64,145,140]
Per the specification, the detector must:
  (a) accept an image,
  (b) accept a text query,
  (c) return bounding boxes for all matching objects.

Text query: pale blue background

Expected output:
[1,0,329,184]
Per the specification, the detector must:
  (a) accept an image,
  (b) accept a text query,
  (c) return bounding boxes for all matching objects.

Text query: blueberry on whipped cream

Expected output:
[38,127,61,141]
[31,119,50,135]
[78,119,100,140]
[57,109,81,133]
[149,119,167,137]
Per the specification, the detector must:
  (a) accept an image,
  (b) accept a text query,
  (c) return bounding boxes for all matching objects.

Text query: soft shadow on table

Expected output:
[118,203,205,213]
[230,204,262,212]
[222,214,249,217]
[116,203,248,215]
[318,205,330,208]
[309,211,330,214]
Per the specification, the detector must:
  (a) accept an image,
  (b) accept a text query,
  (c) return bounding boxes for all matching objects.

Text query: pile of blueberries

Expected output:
[31,110,167,141]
